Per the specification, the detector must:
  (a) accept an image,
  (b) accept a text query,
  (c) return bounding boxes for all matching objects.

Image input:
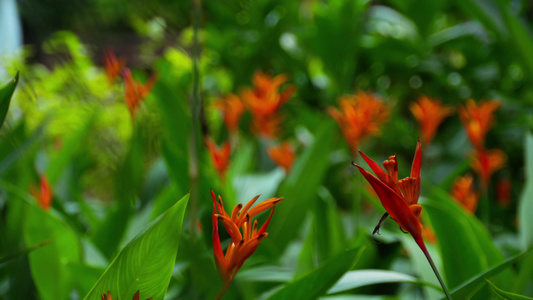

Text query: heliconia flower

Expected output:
[101,290,152,300]
[496,177,511,206]
[215,93,246,134]
[103,48,126,85]
[30,175,53,211]
[409,95,453,145]
[458,99,500,150]
[451,174,479,214]
[328,91,389,155]
[241,71,295,138]
[211,190,283,299]
[267,141,295,173]
[241,71,295,117]
[353,139,451,299]
[205,138,231,179]
[123,68,158,118]
[470,148,506,189]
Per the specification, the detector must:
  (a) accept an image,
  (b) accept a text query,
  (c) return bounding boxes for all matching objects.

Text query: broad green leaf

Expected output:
[328,269,441,294]
[265,247,365,300]
[444,249,532,299]
[487,279,533,300]
[519,132,533,249]
[0,71,19,129]
[84,194,189,300]
[423,190,514,298]
[46,109,96,185]
[265,121,336,255]
[24,204,80,300]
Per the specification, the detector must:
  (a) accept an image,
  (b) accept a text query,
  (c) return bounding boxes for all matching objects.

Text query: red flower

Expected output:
[451,174,479,214]
[409,95,453,145]
[30,175,53,211]
[123,68,158,118]
[329,91,389,155]
[267,141,295,173]
[352,139,452,299]
[103,48,126,85]
[205,138,231,179]
[458,99,500,150]
[470,148,506,189]
[211,191,283,299]
[215,93,245,134]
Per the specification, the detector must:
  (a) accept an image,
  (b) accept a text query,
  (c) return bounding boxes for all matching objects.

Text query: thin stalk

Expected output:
[189,0,202,237]
[215,281,231,300]
[418,238,452,300]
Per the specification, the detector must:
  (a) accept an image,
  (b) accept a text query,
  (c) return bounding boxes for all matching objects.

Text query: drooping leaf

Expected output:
[0,71,19,129]
[84,194,189,300]
[328,269,441,294]
[519,132,533,250]
[486,279,533,300]
[265,247,364,300]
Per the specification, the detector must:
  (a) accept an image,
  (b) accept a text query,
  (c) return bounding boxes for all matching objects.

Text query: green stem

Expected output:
[419,240,452,300]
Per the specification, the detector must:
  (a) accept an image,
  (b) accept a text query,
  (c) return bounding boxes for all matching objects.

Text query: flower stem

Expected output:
[215,281,230,300]
[419,240,452,300]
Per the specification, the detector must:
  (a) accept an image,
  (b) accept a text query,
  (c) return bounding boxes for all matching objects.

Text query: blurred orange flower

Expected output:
[211,190,283,299]
[496,177,511,206]
[451,174,479,214]
[329,91,389,155]
[458,99,500,150]
[101,290,152,300]
[267,141,295,173]
[409,95,453,145]
[30,175,53,211]
[241,71,295,138]
[215,93,245,134]
[205,138,231,178]
[470,148,506,189]
[123,68,158,118]
[103,48,126,85]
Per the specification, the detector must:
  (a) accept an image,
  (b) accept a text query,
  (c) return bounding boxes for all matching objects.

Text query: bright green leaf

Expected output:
[265,247,365,300]
[0,71,19,129]
[84,194,189,300]
[519,132,533,250]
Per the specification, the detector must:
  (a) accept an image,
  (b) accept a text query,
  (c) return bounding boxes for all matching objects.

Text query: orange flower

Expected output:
[470,148,506,188]
[241,71,295,138]
[211,190,283,299]
[101,290,152,300]
[458,99,500,150]
[409,95,453,145]
[451,174,479,214]
[123,68,158,118]
[267,141,295,172]
[30,175,53,211]
[205,138,231,178]
[496,177,511,206]
[328,91,389,155]
[215,93,245,134]
[353,139,451,299]
[104,48,126,85]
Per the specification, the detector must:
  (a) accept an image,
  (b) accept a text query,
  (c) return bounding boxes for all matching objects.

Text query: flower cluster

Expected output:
[409,95,453,145]
[328,91,389,155]
[30,175,53,211]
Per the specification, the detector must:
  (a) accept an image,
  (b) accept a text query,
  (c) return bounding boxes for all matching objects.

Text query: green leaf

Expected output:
[328,269,441,294]
[84,194,189,300]
[423,190,514,298]
[265,121,336,255]
[265,247,365,300]
[444,249,532,300]
[487,279,533,300]
[519,132,533,249]
[24,205,81,300]
[46,109,97,185]
[0,71,19,129]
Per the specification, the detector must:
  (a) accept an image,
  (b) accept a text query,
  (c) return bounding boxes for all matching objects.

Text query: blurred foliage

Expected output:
[1,0,533,299]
